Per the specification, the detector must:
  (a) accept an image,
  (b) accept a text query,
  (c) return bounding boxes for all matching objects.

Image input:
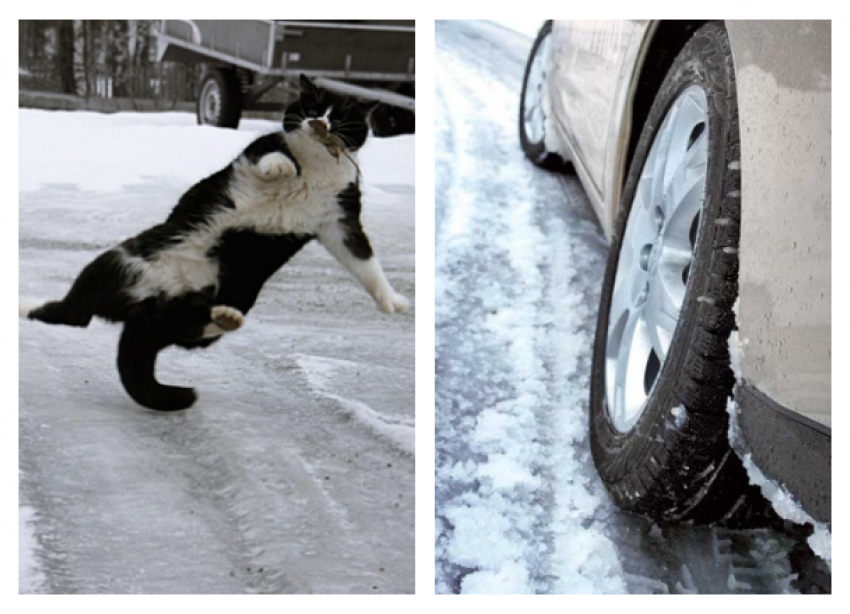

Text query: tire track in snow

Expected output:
[435,40,547,592]
[140,408,356,593]
[435,22,625,593]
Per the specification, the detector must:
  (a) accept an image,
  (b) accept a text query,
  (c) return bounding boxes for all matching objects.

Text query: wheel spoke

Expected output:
[611,305,650,427]
[662,130,707,217]
[608,279,632,332]
[661,91,706,190]
[645,275,681,362]
[684,129,709,171]
[627,189,662,257]
[663,172,705,253]
[646,122,671,208]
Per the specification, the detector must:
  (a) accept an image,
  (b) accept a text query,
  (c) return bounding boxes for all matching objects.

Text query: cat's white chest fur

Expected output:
[228,131,358,235]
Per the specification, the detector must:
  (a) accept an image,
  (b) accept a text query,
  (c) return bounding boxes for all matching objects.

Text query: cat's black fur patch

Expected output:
[211,230,315,314]
[29,249,140,325]
[336,182,374,260]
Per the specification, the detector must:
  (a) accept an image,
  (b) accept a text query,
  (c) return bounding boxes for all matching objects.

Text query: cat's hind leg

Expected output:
[117,315,197,411]
[25,249,135,327]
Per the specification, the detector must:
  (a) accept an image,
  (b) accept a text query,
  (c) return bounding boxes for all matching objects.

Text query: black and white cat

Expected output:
[21,74,409,412]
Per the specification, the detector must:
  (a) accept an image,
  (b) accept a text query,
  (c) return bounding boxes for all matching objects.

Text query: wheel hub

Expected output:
[604,85,709,433]
[200,81,221,124]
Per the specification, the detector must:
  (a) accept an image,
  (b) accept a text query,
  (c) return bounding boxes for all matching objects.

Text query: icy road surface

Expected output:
[434,20,804,595]
[19,110,414,594]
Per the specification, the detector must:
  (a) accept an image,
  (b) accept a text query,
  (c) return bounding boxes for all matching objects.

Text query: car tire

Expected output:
[518,21,570,171]
[197,68,242,129]
[589,22,770,526]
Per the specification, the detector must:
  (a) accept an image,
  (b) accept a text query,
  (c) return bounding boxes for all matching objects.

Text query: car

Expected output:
[519,20,830,530]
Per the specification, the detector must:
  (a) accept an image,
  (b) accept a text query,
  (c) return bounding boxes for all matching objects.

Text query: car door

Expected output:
[548,20,649,233]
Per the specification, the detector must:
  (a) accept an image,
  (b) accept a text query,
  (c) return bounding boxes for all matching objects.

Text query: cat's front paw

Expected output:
[211,305,244,331]
[257,153,297,180]
[377,292,410,314]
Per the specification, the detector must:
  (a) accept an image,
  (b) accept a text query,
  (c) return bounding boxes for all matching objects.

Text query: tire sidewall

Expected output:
[590,23,739,510]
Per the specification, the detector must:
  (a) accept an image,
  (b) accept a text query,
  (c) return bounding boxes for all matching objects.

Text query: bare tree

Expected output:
[106,20,128,97]
[55,20,76,94]
[20,19,197,105]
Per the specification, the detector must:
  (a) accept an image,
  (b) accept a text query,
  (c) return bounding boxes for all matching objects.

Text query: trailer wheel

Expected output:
[197,68,242,128]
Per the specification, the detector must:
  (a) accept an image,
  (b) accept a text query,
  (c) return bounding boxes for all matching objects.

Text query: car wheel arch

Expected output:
[613,21,711,225]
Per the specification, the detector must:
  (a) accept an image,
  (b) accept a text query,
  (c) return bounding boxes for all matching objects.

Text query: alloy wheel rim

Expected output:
[523,34,551,145]
[605,85,709,433]
[201,80,221,124]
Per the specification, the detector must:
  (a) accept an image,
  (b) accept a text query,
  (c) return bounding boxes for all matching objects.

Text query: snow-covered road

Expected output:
[19,110,414,593]
[434,20,804,595]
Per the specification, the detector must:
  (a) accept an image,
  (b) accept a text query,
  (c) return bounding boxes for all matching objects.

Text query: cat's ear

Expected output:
[299,74,320,98]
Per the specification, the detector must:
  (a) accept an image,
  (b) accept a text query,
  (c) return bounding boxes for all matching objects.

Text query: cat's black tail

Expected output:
[117,319,197,411]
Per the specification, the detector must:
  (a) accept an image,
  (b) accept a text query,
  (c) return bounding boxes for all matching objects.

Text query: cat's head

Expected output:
[282,74,380,152]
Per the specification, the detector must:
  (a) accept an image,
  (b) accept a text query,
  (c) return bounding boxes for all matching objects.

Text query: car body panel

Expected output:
[725,20,831,428]
[547,20,651,237]
[543,19,830,429]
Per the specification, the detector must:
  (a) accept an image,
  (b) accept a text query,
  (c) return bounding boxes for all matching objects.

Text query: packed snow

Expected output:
[19,109,414,593]
[435,20,811,595]
[671,405,687,428]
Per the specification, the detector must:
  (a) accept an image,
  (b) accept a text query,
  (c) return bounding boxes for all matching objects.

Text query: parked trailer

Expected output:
[157,19,415,134]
